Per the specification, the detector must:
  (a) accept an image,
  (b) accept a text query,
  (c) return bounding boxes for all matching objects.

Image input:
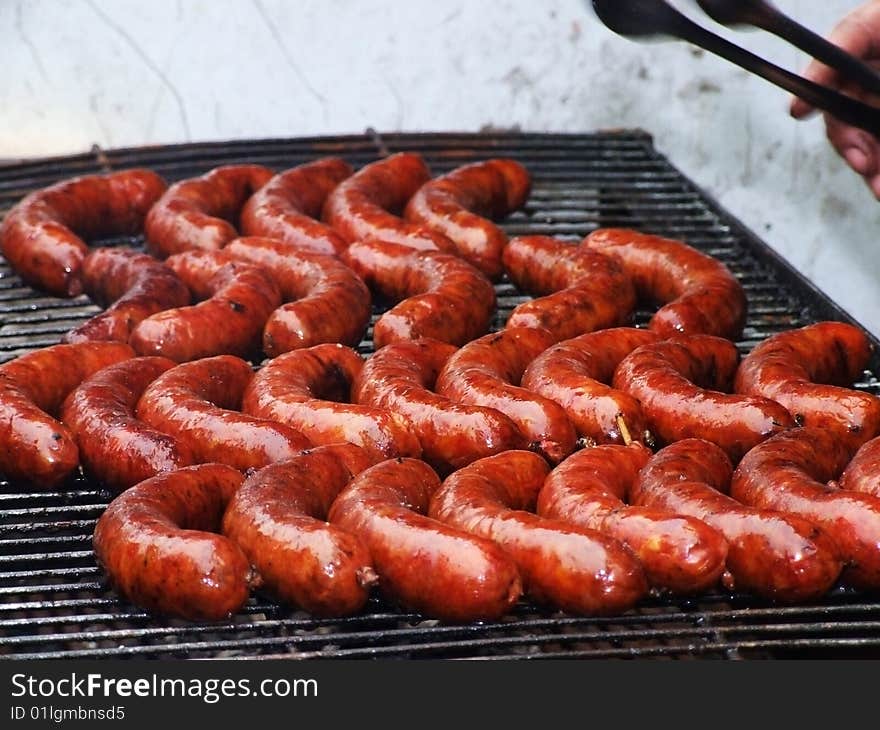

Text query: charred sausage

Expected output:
[60,356,193,492]
[93,463,254,620]
[322,152,453,251]
[353,338,526,473]
[145,165,273,257]
[0,169,166,296]
[839,435,880,498]
[635,439,843,601]
[242,344,421,460]
[538,444,728,594]
[435,327,577,463]
[403,158,531,279]
[429,450,647,615]
[328,457,523,621]
[130,250,281,362]
[502,236,636,342]
[735,322,880,452]
[221,443,379,616]
[342,239,495,348]
[732,427,880,589]
[0,342,133,487]
[239,157,353,255]
[136,355,311,470]
[613,335,793,462]
[521,327,658,445]
[584,228,746,340]
[63,248,190,344]
[223,236,371,356]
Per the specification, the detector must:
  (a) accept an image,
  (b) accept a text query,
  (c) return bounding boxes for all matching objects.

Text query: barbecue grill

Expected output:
[1,131,878,660]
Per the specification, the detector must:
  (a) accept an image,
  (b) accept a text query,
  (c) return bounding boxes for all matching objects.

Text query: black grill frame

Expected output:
[1,130,879,660]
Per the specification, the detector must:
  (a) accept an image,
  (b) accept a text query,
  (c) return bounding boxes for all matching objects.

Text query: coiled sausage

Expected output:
[0,169,166,296]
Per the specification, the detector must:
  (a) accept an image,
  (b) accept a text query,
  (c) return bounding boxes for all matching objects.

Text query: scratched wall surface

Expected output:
[2,0,878,335]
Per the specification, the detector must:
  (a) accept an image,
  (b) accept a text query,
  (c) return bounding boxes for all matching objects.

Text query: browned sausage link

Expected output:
[732,427,880,588]
[521,327,658,445]
[635,438,843,602]
[734,322,880,452]
[435,327,577,463]
[353,339,527,474]
[239,158,353,256]
[93,463,253,620]
[613,335,794,462]
[145,165,274,258]
[538,445,728,594]
[242,344,421,460]
[501,236,637,342]
[0,169,167,296]
[430,450,647,615]
[136,355,311,471]
[342,239,496,348]
[0,342,134,487]
[630,439,842,603]
[322,152,454,251]
[584,228,747,340]
[59,357,193,493]
[328,458,523,621]
[839,435,880,497]
[129,251,281,362]
[63,248,191,344]
[223,236,371,356]
[403,159,532,279]
[222,444,379,616]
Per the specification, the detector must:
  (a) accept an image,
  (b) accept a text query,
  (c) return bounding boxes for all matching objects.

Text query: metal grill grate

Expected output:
[1,131,878,660]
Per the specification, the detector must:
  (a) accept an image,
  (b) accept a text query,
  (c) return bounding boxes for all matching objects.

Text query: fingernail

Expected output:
[845,147,870,175]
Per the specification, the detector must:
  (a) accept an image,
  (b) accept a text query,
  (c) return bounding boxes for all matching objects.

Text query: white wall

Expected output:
[3,0,878,335]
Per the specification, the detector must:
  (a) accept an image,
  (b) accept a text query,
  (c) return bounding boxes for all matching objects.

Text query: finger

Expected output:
[790,10,879,119]
[824,113,880,178]
[867,172,880,200]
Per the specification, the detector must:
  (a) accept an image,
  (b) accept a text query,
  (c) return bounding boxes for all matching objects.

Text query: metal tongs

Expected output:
[592,0,880,135]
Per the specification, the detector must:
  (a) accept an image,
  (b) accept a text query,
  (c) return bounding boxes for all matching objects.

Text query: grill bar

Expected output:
[1,131,878,660]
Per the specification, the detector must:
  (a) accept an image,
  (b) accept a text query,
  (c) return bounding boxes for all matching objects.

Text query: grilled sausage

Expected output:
[130,251,281,362]
[613,335,794,462]
[502,236,637,342]
[435,327,577,463]
[403,158,531,279]
[839,435,880,497]
[584,228,746,340]
[322,152,453,251]
[222,444,379,616]
[732,427,880,589]
[242,344,421,460]
[429,450,647,615]
[635,439,843,601]
[734,322,880,452]
[60,356,193,492]
[239,158,353,255]
[342,239,495,348]
[145,164,273,257]
[93,463,254,620]
[0,169,167,296]
[353,339,526,473]
[223,236,371,355]
[538,445,728,594]
[521,327,658,445]
[137,355,311,470]
[0,342,134,487]
[63,248,191,344]
[328,457,522,621]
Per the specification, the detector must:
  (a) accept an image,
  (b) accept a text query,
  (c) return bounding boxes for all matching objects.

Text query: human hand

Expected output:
[790,1,880,198]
